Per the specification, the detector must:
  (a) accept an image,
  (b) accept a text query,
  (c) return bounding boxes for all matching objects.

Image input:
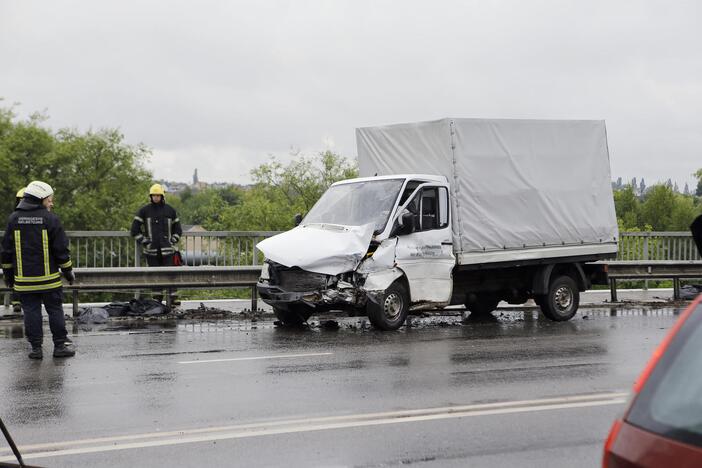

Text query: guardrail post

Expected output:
[3,292,9,308]
[673,278,681,300]
[643,235,649,291]
[252,237,258,266]
[134,239,141,267]
[72,290,79,317]
[609,278,618,303]
[251,285,258,311]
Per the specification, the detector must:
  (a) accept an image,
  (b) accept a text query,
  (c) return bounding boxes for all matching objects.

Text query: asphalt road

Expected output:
[0,304,685,467]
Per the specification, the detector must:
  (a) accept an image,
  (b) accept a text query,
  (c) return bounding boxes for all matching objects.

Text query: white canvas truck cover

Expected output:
[356,118,619,265]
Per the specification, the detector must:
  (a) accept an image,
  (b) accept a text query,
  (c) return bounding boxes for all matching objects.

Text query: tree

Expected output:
[219,150,358,231]
[613,185,640,229]
[0,104,153,230]
[695,169,702,197]
[639,185,700,231]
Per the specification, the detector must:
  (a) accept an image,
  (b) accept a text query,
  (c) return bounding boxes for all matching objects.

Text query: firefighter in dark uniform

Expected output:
[131,184,182,302]
[9,187,25,314]
[1,181,75,359]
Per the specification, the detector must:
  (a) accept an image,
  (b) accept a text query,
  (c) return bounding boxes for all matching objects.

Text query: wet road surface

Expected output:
[0,305,684,467]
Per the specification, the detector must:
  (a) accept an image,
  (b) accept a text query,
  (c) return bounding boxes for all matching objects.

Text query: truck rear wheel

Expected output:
[273,304,312,326]
[465,295,500,316]
[538,275,579,321]
[366,281,409,331]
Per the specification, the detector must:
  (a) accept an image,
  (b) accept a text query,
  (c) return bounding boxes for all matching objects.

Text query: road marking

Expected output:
[0,392,628,462]
[177,351,334,364]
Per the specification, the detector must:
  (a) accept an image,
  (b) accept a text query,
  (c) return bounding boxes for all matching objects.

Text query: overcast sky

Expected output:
[1,0,700,188]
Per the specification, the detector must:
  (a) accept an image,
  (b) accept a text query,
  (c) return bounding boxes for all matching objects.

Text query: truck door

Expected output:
[395,185,455,303]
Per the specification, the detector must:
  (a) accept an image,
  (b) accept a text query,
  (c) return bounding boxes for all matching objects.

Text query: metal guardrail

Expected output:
[1,266,264,315]
[606,261,702,302]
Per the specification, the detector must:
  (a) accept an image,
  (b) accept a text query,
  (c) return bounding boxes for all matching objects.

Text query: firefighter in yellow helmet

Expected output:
[130,184,182,303]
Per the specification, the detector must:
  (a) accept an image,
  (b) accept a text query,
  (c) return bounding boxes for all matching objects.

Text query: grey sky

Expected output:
[1,0,700,188]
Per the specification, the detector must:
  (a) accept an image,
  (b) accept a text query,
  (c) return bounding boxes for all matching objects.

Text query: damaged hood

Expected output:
[257,223,375,276]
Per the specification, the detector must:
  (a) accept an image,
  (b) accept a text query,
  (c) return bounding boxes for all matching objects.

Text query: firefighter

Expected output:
[1,181,75,359]
[131,184,182,303]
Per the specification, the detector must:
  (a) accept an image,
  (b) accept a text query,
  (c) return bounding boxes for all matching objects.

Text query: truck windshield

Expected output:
[303,179,403,234]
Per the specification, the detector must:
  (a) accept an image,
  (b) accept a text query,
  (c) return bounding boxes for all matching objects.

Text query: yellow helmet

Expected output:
[16,187,26,198]
[149,184,165,196]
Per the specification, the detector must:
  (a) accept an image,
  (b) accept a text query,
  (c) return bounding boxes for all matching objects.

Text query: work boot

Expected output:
[28,346,43,360]
[53,342,75,358]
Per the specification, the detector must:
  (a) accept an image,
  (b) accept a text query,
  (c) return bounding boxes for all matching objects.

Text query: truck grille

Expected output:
[270,266,328,292]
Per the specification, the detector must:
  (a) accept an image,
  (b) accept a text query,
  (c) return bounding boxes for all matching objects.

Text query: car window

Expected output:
[626,306,702,448]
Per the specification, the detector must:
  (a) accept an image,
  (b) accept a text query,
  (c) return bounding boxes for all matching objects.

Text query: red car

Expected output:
[603,295,702,467]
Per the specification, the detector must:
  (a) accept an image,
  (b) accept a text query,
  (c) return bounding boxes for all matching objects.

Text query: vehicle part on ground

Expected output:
[465,294,500,316]
[366,280,409,331]
[273,304,313,326]
[538,275,579,321]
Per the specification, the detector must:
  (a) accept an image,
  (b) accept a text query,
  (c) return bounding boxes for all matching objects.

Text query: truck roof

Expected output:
[332,174,448,186]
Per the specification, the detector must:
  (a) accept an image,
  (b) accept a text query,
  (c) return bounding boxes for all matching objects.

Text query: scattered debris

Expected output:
[76,307,110,324]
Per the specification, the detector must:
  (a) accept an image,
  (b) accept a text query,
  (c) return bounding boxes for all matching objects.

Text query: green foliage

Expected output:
[216,150,358,231]
[170,186,244,230]
[0,103,153,230]
[614,183,701,232]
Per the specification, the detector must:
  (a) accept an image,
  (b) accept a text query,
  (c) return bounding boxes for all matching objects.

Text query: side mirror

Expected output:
[294,213,303,227]
[390,210,416,237]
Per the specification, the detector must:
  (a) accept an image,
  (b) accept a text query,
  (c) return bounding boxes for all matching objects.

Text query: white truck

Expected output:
[257,118,619,330]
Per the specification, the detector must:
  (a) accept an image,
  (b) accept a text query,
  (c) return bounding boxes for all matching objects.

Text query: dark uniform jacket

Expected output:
[130,201,182,257]
[1,198,73,292]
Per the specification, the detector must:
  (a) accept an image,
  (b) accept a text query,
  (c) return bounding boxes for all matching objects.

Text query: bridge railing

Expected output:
[618,232,700,261]
[0,230,700,266]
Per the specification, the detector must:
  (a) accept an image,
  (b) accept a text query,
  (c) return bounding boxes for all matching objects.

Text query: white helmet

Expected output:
[24,180,54,200]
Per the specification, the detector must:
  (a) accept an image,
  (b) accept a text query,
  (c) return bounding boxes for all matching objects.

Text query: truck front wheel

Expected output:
[273,304,312,326]
[538,275,579,321]
[366,281,409,331]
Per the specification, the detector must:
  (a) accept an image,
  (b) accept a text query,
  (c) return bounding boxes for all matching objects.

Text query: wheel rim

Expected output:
[554,286,573,312]
[383,292,403,321]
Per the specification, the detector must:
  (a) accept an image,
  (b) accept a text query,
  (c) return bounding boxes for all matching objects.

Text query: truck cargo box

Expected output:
[356,118,619,265]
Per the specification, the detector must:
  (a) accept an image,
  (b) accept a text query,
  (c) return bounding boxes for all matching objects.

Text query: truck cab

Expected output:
[257,174,458,329]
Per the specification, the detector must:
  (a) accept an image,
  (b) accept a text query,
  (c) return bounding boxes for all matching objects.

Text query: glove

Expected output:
[62,269,75,285]
[3,271,14,288]
[141,237,151,246]
[170,236,179,244]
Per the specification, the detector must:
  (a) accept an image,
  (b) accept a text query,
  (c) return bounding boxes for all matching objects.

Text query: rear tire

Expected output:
[538,275,579,321]
[273,304,312,326]
[367,281,409,331]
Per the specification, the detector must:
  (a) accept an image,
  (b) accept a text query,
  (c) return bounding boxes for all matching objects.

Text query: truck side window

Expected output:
[438,187,449,228]
[420,188,438,231]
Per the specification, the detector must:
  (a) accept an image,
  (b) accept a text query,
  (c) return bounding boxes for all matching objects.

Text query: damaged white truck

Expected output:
[257,118,619,330]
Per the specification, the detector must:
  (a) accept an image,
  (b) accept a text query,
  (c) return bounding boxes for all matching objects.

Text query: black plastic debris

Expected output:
[127,298,168,316]
[76,307,110,324]
[104,302,132,317]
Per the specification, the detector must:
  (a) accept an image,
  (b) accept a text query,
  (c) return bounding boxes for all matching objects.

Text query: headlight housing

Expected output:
[260,262,270,281]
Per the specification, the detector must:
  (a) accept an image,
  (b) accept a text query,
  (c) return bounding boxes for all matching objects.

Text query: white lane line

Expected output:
[0,392,628,462]
[177,351,334,364]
